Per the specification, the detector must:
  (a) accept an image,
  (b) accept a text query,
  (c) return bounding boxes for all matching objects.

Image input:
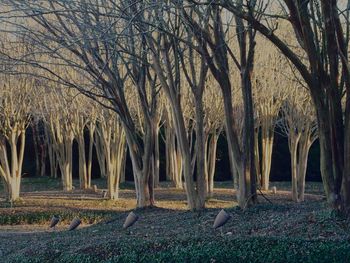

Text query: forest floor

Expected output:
[0,177,349,263]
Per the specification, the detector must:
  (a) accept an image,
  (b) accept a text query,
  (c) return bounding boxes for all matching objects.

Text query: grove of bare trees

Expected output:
[0,0,349,216]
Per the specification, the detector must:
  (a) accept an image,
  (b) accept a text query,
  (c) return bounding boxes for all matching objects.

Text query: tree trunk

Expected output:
[261,128,274,191]
[254,128,261,187]
[194,99,207,209]
[124,123,153,208]
[290,136,299,202]
[120,148,127,184]
[77,136,88,189]
[87,123,95,188]
[60,138,73,192]
[316,102,339,207]
[154,125,160,187]
[208,133,219,197]
[297,135,311,202]
[241,68,257,205]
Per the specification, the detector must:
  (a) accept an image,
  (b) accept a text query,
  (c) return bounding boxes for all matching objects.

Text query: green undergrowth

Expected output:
[0,210,115,225]
[5,236,350,263]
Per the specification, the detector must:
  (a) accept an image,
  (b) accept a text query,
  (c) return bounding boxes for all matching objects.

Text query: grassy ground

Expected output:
[0,177,349,263]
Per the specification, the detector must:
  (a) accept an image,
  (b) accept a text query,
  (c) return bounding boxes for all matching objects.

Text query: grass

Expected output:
[0,177,349,262]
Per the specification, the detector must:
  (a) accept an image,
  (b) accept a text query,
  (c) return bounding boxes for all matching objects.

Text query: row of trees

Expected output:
[0,0,348,215]
[0,47,315,208]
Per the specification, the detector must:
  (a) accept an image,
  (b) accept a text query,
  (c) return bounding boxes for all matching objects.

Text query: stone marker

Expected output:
[68,217,81,231]
[123,212,139,229]
[50,215,60,228]
[213,209,230,229]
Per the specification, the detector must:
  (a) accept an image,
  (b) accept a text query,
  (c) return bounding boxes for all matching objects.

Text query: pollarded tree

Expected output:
[180,1,260,208]
[95,107,126,200]
[71,94,97,190]
[280,87,318,202]
[43,89,74,191]
[253,41,287,191]
[0,74,32,201]
[203,80,225,196]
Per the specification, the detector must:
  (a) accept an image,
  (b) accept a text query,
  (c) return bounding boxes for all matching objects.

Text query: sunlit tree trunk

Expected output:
[0,132,26,201]
[47,113,74,192]
[96,114,126,200]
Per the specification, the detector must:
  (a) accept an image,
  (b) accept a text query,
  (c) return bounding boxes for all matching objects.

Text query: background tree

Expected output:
[43,89,74,191]
[181,1,260,207]
[95,108,126,200]
[203,80,225,196]
[253,40,287,190]
[280,86,318,202]
[0,74,32,201]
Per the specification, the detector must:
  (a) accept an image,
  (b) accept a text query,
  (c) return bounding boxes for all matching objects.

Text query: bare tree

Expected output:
[203,80,224,196]
[43,89,74,191]
[180,1,261,207]
[280,87,318,202]
[0,74,32,201]
[71,94,97,189]
[253,40,287,190]
[95,108,126,200]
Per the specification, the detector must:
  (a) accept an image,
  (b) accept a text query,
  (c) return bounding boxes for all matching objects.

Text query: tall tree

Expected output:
[180,1,259,207]
[0,74,32,201]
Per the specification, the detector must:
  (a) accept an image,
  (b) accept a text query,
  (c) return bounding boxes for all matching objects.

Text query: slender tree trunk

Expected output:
[290,137,299,202]
[261,128,274,191]
[297,135,312,202]
[194,99,207,209]
[87,124,95,188]
[254,128,261,187]
[77,136,88,189]
[120,148,127,184]
[172,101,197,210]
[165,120,173,182]
[208,133,219,197]
[60,138,73,192]
[154,125,160,187]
